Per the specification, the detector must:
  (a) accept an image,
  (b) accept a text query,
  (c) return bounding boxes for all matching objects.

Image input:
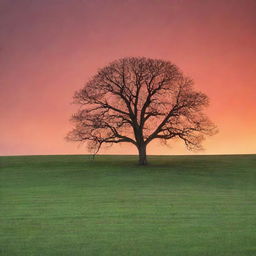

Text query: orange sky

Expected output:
[1,0,256,156]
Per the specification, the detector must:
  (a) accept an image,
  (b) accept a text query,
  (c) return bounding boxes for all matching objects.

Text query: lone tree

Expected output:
[67,57,216,165]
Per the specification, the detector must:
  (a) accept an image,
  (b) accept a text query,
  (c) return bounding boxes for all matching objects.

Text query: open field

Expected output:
[0,154,256,256]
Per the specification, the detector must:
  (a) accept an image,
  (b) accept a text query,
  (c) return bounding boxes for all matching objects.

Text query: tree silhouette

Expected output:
[67,57,217,165]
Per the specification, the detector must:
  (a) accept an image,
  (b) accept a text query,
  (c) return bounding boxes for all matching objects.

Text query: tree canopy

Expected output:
[67,57,217,164]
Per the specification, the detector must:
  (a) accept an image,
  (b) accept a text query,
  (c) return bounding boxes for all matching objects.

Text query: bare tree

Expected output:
[67,57,217,165]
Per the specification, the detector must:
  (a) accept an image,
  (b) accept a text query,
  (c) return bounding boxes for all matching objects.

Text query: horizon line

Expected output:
[1,153,255,157]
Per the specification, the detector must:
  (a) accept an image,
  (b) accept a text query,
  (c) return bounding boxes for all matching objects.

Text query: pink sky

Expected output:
[0,0,256,155]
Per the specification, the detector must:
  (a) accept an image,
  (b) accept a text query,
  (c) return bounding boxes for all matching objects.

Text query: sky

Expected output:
[0,0,256,156]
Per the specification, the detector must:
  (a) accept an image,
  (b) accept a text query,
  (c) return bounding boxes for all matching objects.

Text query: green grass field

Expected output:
[0,155,256,256]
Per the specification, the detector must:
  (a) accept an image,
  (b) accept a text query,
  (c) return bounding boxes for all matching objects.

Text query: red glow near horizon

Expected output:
[0,0,256,155]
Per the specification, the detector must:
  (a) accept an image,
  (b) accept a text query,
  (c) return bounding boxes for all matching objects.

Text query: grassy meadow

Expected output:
[0,154,256,256]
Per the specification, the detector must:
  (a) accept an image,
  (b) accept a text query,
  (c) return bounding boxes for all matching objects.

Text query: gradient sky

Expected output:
[1,0,256,156]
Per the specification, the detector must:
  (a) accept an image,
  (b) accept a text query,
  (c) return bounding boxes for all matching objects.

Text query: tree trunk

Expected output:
[138,144,147,165]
